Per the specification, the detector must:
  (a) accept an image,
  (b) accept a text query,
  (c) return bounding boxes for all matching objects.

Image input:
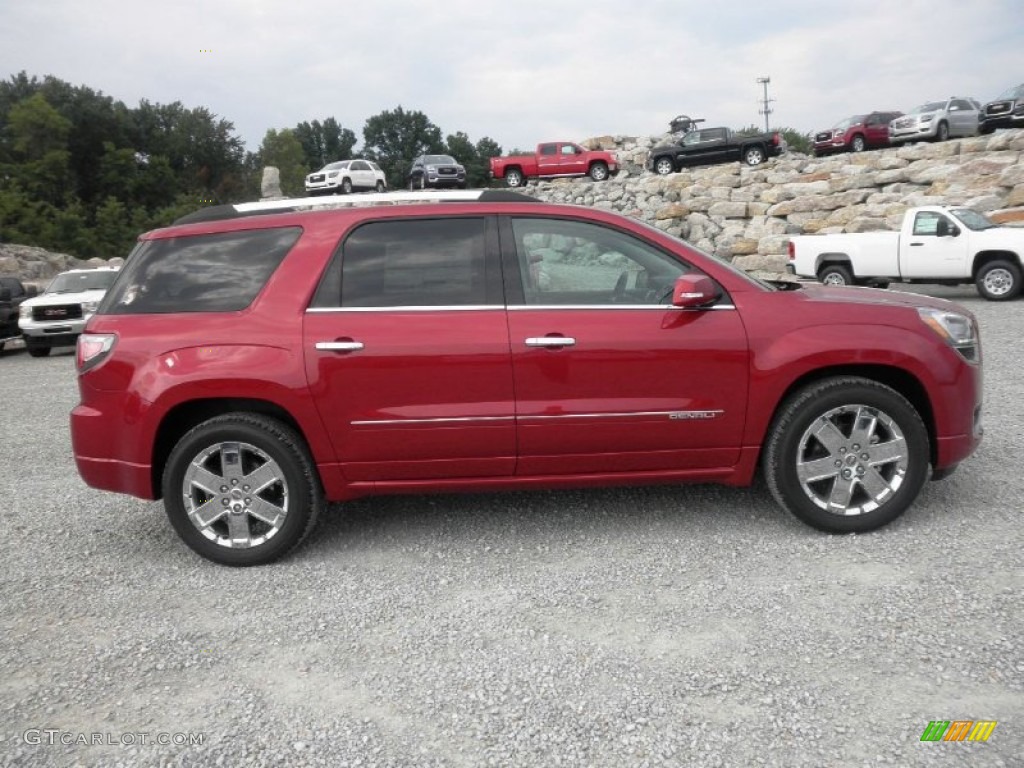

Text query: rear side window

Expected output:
[102,227,301,314]
[310,218,493,308]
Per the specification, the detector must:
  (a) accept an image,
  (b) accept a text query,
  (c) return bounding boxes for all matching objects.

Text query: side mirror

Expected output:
[671,274,721,308]
[936,219,949,237]
[950,224,961,237]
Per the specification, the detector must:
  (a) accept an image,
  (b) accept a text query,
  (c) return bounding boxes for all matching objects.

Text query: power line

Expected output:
[757,77,774,133]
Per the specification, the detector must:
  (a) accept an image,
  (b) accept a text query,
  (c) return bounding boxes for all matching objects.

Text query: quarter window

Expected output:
[102,227,300,314]
[509,218,688,306]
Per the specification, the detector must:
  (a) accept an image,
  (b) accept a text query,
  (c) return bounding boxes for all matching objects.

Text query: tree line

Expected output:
[0,71,815,261]
[0,73,505,260]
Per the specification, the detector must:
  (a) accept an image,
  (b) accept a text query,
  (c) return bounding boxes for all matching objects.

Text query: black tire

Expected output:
[744,146,766,166]
[589,162,609,181]
[162,413,323,566]
[27,346,50,357]
[851,134,866,152]
[873,281,890,289]
[419,175,427,190]
[457,182,467,190]
[979,124,994,135]
[936,121,949,142]
[505,169,524,188]
[763,377,929,533]
[653,156,675,175]
[819,264,854,286]
[341,177,353,194]
[975,259,1022,301]
[375,181,385,193]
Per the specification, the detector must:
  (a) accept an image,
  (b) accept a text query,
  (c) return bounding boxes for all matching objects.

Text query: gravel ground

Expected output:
[0,286,1021,767]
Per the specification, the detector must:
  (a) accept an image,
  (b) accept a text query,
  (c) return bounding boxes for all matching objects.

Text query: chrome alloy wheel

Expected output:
[821,272,847,286]
[982,268,1014,297]
[795,405,908,516]
[181,441,289,548]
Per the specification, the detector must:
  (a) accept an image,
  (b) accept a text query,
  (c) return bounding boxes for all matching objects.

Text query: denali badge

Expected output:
[669,410,722,420]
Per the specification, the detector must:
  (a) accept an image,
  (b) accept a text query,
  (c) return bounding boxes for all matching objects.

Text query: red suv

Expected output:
[71,191,983,566]
[813,111,902,156]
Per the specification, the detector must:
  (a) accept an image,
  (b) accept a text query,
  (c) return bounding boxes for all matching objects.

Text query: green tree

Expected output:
[294,118,357,170]
[257,128,307,196]
[474,136,503,187]
[362,106,444,188]
[735,123,812,155]
[3,93,74,205]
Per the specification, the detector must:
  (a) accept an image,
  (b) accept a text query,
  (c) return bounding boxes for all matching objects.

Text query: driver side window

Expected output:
[913,212,945,236]
[510,218,688,306]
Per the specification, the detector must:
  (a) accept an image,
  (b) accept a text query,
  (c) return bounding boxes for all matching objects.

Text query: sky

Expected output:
[2,0,1022,154]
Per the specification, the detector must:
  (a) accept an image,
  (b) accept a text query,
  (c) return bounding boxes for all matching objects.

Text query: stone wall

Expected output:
[530,130,1024,275]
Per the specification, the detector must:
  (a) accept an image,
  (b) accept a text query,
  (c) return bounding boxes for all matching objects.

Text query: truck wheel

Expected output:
[375,181,385,193]
[505,169,524,188]
[936,121,949,142]
[851,135,866,152]
[589,162,609,181]
[976,260,1021,301]
[819,264,853,286]
[341,178,353,194]
[653,157,675,175]
[162,413,323,566]
[28,346,50,358]
[763,377,929,533]
[744,146,766,166]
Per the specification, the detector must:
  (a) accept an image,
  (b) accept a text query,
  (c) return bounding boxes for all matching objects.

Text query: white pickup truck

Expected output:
[787,206,1024,301]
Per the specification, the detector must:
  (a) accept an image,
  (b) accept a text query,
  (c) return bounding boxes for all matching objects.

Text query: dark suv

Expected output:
[71,191,982,566]
[978,83,1024,133]
[812,111,902,156]
[407,154,467,189]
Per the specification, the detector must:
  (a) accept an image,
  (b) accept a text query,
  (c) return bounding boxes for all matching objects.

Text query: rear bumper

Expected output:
[71,400,157,500]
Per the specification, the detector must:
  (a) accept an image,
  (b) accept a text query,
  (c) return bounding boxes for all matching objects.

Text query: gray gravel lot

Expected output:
[0,286,1021,767]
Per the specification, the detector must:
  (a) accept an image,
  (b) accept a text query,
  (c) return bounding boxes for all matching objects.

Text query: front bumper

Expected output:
[889,123,936,142]
[304,179,342,193]
[19,317,87,346]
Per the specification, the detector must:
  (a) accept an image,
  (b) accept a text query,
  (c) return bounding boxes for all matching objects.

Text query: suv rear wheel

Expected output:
[764,377,929,533]
[653,157,675,175]
[162,413,323,566]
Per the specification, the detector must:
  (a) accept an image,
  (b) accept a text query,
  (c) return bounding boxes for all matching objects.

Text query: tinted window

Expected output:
[47,270,118,293]
[102,228,300,314]
[0,277,23,295]
[510,217,689,306]
[350,160,370,171]
[337,218,489,308]
[539,145,557,156]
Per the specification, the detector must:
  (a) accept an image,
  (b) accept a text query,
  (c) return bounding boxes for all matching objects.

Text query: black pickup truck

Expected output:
[648,126,785,173]
[0,277,37,351]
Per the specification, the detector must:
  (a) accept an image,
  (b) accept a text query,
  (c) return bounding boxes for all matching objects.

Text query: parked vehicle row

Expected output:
[788,206,1024,301]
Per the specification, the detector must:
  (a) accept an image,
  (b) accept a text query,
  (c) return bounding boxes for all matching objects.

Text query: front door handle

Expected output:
[525,336,576,348]
[909,242,924,246]
[316,340,364,352]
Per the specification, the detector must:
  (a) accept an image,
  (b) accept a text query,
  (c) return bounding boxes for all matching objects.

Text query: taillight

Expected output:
[772,132,780,146]
[788,240,795,260]
[77,333,116,372]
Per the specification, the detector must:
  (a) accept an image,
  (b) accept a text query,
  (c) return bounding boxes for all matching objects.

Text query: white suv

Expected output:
[304,159,387,195]
[19,267,119,357]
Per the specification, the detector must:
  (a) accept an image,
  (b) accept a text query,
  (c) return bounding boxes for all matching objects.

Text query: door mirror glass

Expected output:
[671,274,720,308]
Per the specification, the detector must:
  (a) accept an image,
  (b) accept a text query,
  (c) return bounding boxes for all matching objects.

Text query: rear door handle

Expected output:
[909,242,924,246]
[525,336,576,348]
[316,340,364,352]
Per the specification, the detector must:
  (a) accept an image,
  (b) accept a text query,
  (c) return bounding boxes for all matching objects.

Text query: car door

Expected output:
[500,215,749,475]
[556,143,588,175]
[303,215,516,481]
[950,99,978,136]
[899,210,968,278]
[865,114,888,146]
[349,160,372,190]
[536,144,560,177]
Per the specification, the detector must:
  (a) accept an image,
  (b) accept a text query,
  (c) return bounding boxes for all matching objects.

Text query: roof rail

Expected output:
[173,189,538,225]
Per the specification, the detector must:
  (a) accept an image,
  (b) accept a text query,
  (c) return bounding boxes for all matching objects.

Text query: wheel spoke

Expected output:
[226,510,251,545]
[848,407,878,448]
[797,456,841,484]
[243,461,280,493]
[188,465,223,493]
[859,466,894,503]
[866,437,907,466]
[248,497,285,527]
[827,477,855,510]
[192,498,226,528]
[219,443,244,483]
[810,417,847,454]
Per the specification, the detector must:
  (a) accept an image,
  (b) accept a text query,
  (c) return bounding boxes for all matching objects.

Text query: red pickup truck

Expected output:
[489,142,618,187]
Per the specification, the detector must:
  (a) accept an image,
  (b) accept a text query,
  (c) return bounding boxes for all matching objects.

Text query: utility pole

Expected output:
[757,76,774,133]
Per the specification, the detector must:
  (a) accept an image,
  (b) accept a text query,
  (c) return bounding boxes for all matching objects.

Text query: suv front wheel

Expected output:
[162,413,323,566]
[763,377,929,533]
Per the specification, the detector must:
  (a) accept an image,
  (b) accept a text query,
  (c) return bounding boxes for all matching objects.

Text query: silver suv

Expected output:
[888,97,981,143]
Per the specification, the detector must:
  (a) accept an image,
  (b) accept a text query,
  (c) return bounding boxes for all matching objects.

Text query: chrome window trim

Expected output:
[351,410,723,426]
[307,304,736,313]
[307,305,503,313]
[508,304,737,311]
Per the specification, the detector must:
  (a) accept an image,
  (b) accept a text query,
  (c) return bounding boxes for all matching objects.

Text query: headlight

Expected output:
[83,300,99,314]
[919,114,934,123]
[426,165,436,171]
[918,308,980,362]
[327,171,339,178]
[19,305,32,320]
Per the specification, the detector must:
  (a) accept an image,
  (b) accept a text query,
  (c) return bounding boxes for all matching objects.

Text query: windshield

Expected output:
[833,115,866,130]
[912,102,946,114]
[322,161,350,171]
[46,271,118,294]
[995,84,1024,101]
[949,208,998,231]
[424,155,456,165]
